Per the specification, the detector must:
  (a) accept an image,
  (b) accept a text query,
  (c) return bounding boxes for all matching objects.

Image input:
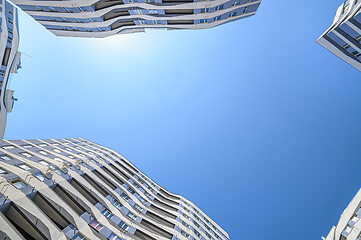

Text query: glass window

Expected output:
[39,161,49,166]
[0,168,7,175]
[119,220,129,230]
[22,152,32,157]
[34,173,46,181]
[12,181,27,189]
[229,12,237,17]
[0,156,12,161]
[3,145,14,149]
[54,157,64,163]
[18,164,31,170]
[232,1,240,6]
[39,150,48,155]
[72,233,85,240]
[243,6,249,14]
[215,5,224,11]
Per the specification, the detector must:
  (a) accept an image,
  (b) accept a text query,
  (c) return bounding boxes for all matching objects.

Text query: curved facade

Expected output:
[323,188,361,240]
[0,0,21,138]
[10,0,261,38]
[317,0,361,72]
[0,138,230,240]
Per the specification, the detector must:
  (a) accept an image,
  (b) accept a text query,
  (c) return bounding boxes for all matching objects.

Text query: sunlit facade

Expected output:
[323,188,361,240]
[0,0,21,139]
[317,0,361,71]
[0,138,230,240]
[10,0,262,38]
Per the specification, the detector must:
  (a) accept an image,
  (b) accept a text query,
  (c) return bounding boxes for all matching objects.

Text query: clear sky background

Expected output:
[4,0,361,239]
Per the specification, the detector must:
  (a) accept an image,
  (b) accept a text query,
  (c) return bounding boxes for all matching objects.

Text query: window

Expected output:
[127,211,137,220]
[79,153,86,157]
[200,8,209,13]
[181,230,190,238]
[148,9,158,14]
[77,7,88,12]
[39,150,48,155]
[60,17,69,22]
[68,155,75,159]
[66,148,72,151]
[101,208,114,218]
[194,229,201,238]
[89,219,103,231]
[53,149,61,153]
[133,203,143,212]
[229,12,237,17]
[12,180,27,189]
[7,38,12,44]
[33,5,43,11]
[53,157,64,163]
[215,5,224,11]
[0,168,7,175]
[3,145,14,149]
[213,16,221,21]
[63,7,73,13]
[23,145,32,148]
[47,6,57,12]
[232,1,240,6]
[71,233,85,240]
[21,152,32,157]
[243,6,249,14]
[119,220,129,230]
[146,0,155,3]
[0,70,5,76]
[18,164,31,170]
[111,197,123,209]
[39,161,49,166]
[8,28,13,34]
[52,143,59,146]
[121,193,130,201]
[152,20,161,24]
[34,173,46,181]
[133,9,142,14]
[0,156,12,161]
[39,144,47,147]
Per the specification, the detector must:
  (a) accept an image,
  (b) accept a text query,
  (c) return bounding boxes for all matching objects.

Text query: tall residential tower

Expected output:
[323,188,361,240]
[0,0,21,139]
[317,0,361,72]
[9,0,262,38]
[0,138,229,240]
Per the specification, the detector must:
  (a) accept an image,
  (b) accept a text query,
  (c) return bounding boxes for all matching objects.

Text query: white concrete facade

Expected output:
[317,0,361,72]
[0,0,20,139]
[10,0,261,38]
[0,138,230,240]
[323,188,361,240]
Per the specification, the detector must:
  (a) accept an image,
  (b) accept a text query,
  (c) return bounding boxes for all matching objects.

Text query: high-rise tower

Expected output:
[0,138,229,240]
[317,0,361,71]
[10,0,262,38]
[0,0,21,139]
[323,188,361,240]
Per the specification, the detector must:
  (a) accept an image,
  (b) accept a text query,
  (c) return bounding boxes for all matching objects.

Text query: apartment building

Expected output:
[322,188,361,240]
[317,0,361,71]
[9,0,262,38]
[0,0,21,138]
[0,138,229,240]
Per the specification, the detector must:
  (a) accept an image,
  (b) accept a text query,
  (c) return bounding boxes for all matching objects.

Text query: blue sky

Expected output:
[5,0,361,239]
